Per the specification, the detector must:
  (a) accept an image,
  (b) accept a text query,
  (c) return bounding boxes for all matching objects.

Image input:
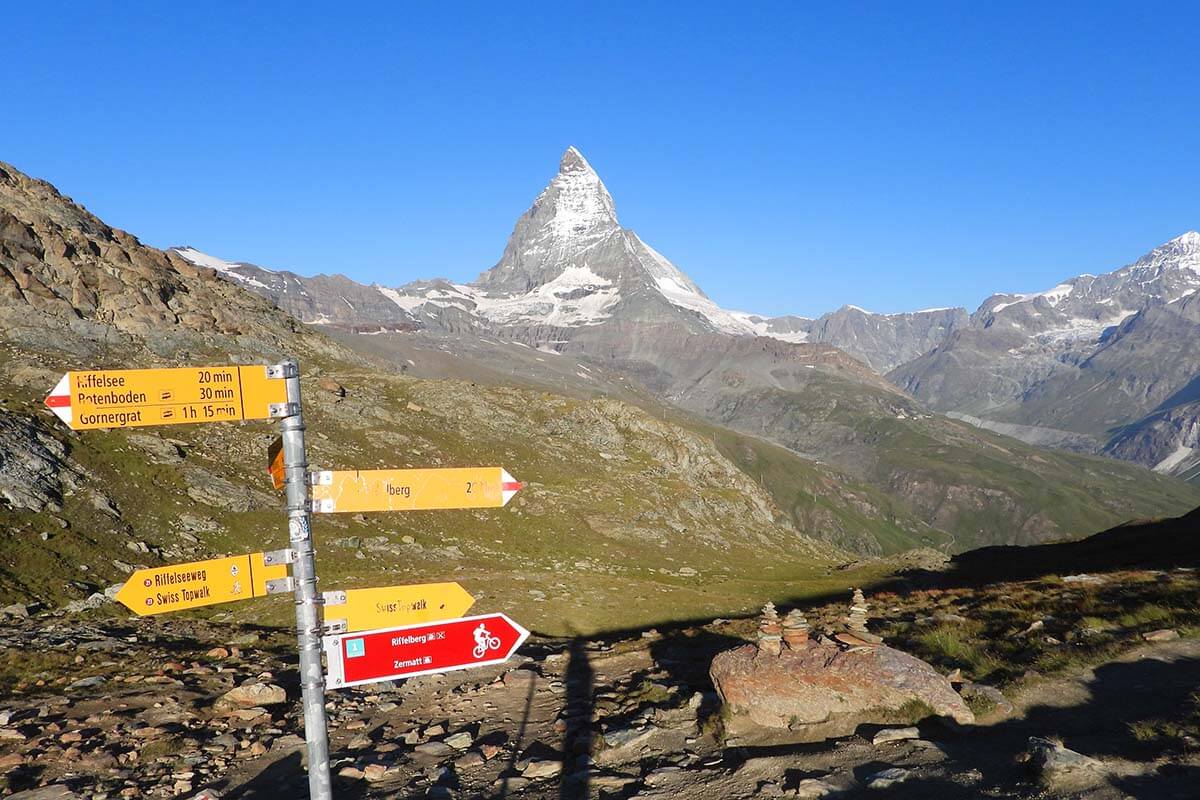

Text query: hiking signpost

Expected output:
[310,466,522,513]
[45,365,291,430]
[44,359,530,800]
[115,551,291,615]
[322,582,475,633]
[47,361,336,800]
[323,613,529,688]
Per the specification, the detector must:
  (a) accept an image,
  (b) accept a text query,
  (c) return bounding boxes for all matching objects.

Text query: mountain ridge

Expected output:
[171,147,974,364]
[164,149,1200,546]
[170,151,1199,483]
[891,230,1200,480]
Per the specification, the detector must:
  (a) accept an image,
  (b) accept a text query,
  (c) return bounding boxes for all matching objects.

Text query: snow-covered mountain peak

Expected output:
[1144,230,1200,273]
[541,146,619,238]
[1113,231,1200,292]
[559,145,597,175]
[473,147,622,296]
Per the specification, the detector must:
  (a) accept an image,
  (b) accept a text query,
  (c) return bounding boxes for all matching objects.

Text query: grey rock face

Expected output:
[476,146,621,295]
[800,305,967,373]
[183,466,276,513]
[0,415,78,512]
[1026,736,1107,790]
[1106,400,1200,479]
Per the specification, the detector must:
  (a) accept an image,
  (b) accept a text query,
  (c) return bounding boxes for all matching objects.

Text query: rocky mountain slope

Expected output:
[6,155,973,629]
[173,150,1200,550]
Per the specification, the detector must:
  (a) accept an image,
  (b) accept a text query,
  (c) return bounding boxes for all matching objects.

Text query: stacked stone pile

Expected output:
[782,609,810,650]
[837,589,883,646]
[846,588,869,633]
[756,602,782,656]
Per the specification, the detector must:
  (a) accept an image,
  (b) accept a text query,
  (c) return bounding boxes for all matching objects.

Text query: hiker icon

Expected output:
[472,623,501,659]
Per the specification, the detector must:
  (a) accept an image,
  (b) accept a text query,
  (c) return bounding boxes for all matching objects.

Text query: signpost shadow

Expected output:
[496,670,538,799]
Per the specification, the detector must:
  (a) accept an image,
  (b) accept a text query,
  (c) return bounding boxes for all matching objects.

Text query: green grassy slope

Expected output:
[684,375,1200,553]
[0,342,881,636]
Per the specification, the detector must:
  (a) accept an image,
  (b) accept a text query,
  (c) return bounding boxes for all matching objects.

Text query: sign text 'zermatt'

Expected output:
[324,613,529,688]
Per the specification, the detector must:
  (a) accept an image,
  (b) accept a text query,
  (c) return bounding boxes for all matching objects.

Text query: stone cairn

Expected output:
[837,588,883,646]
[757,601,783,656]
[782,608,811,650]
[846,588,869,633]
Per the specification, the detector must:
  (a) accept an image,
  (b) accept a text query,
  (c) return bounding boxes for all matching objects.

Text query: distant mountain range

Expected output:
[891,231,1200,481]
[160,150,1200,554]
[1,150,1196,626]
[173,148,1200,485]
[172,148,965,371]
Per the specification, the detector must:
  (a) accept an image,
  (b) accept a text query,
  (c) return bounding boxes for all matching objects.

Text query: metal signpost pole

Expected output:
[278,360,333,800]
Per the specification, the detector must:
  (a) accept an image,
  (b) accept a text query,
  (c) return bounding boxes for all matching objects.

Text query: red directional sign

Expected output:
[323,613,530,689]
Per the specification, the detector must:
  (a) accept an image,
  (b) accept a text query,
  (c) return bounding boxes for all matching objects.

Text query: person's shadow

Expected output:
[559,637,593,800]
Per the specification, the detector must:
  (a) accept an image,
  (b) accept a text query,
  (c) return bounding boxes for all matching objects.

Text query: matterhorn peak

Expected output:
[1169,230,1200,246]
[559,145,597,175]
[543,146,618,233]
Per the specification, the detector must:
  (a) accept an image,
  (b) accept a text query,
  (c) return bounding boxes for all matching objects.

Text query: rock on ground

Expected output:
[215,682,287,709]
[1027,736,1107,791]
[710,641,973,744]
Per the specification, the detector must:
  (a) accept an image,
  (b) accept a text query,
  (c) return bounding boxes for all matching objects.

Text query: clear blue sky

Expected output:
[6,2,1198,317]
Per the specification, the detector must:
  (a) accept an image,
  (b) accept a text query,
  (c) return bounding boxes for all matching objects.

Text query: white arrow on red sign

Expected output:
[323,612,530,689]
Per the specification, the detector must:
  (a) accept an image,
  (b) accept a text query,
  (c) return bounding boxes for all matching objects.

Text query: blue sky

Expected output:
[5,2,1199,317]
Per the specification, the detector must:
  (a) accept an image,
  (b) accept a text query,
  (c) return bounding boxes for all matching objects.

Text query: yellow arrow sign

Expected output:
[323,582,475,632]
[115,552,288,615]
[310,467,522,513]
[267,436,285,490]
[45,365,288,431]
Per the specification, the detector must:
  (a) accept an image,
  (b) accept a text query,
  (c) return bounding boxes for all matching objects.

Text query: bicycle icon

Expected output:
[472,623,501,659]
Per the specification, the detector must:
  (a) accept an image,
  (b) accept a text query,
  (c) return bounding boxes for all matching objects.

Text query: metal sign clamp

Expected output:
[265,577,297,595]
[269,401,301,419]
[323,619,348,636]
[266,363,299,380]
[262,548,296,567]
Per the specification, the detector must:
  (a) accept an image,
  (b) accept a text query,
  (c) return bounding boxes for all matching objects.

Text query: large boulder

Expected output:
[709,640,973,744]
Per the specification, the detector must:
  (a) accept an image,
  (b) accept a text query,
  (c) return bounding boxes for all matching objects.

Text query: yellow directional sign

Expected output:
[267,436,286,490]
[115,552,288,615]
[323,582,475,632]
[45,365,288,431]
[310,467,522,514]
